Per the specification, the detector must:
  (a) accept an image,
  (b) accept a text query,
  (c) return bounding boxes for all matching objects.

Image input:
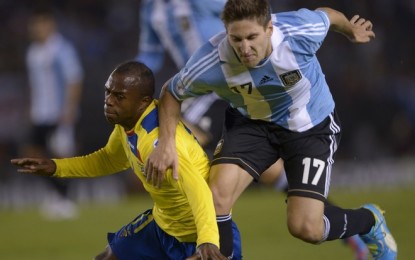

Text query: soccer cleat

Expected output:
[360,204,397,260]
[343,235,369,260]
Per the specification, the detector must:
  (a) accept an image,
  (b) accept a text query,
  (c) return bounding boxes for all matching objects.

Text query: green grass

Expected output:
[233,186,413,259]
[1,186,413,259]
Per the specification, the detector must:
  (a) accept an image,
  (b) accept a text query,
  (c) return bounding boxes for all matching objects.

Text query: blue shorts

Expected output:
[108,209,242,260]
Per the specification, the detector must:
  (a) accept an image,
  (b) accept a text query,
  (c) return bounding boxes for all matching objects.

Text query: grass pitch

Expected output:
[0,185,413,259]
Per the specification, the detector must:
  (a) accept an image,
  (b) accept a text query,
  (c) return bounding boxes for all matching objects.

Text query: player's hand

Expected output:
[10,158,56,176]
[349,15,376,43]
[145,141,178,188]
[186,243,227,260]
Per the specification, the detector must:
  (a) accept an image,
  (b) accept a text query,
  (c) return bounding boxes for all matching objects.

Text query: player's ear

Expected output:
[141,96,152,103]
[137,96,152,115]
[266,20,273,36]
[139,96,153,109]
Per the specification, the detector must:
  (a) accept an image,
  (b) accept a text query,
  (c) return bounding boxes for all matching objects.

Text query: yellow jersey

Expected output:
[53,100,219,248]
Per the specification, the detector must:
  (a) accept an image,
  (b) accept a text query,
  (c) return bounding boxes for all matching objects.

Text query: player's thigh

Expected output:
[260,159,284,185]
[209,163,253,214]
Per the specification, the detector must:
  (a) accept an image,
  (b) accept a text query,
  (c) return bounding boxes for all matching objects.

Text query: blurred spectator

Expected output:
[136,0,225,73]
[21,8,84,220]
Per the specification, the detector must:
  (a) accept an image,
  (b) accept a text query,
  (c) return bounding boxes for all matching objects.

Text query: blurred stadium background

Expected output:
[1,0,414,259]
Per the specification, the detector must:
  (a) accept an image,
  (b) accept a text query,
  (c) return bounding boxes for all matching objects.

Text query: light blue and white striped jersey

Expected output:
[136,0,226,73]
[169,8,335,132]
[26,33,83,125]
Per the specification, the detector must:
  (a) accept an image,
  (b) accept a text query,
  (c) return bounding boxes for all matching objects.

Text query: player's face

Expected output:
[104,73,146,130]
[28,16,55,43]
[227,19,273,68]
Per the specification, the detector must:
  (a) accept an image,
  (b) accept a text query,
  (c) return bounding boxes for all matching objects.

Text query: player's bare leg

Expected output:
[209,163,253,257]
[259,159,284,185]
[209,164,253,215]
[287,196,325,243]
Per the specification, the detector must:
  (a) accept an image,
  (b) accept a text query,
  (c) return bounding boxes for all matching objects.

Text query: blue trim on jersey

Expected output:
[126,132,143,162]
[141,108,159,133]
[183,124,192,135]
[127,133,138,157]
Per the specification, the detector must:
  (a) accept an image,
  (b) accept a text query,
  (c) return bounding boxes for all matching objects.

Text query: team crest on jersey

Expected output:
[214,139,224,156]
[279,70,302,87]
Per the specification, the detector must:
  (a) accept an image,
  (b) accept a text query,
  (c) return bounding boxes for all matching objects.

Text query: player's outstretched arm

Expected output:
[317,7,376,43]
[186,243,227,260]
[10,158,56,176]
[145,80,180,188]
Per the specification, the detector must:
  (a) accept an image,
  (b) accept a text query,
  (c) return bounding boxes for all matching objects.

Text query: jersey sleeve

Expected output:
[168,45,216,101]
[172,128,219,248]
[276,8,330,55]
[53,127,130,178]
[168,73,193,101]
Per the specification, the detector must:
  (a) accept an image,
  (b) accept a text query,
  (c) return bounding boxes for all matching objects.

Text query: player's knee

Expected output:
[287,218,323,244]
[210,185,233,214]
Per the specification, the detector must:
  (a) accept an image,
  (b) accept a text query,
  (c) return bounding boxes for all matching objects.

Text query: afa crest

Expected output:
[279,70,302,87]
[213,139,224,156]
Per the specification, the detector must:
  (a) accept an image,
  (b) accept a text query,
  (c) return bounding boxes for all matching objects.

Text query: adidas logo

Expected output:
[259,75,273,85]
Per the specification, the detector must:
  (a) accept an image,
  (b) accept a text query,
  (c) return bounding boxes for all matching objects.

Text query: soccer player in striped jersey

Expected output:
[145,0,397,259]
[11,61,241,260]
[137,1,370,257]
[24,9,84,220]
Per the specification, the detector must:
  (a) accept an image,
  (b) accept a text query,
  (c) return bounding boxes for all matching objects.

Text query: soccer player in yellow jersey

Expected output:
[11,61,241,260]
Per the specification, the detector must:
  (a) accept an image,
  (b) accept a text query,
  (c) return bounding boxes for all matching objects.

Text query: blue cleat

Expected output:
[360,204,397,260]
[343,234,369,260]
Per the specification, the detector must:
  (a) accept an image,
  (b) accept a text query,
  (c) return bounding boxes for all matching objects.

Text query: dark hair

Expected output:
[30,5,57,19]
[221,0,271,28]
[113,61,155,98]
[29,7,56,24]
